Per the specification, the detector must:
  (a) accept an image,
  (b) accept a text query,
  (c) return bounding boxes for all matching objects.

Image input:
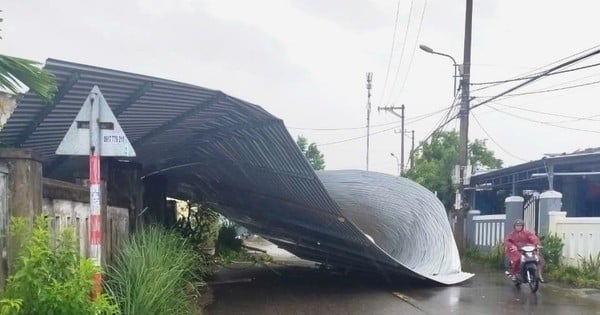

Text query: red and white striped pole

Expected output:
[89,92,102,299]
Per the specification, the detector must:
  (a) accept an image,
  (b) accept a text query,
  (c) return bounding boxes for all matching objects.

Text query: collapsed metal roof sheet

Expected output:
[0,59,472,284]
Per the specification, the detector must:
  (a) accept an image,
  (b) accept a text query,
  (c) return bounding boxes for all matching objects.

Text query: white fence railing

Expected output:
[549,211,600,266]
[472,214,506,251]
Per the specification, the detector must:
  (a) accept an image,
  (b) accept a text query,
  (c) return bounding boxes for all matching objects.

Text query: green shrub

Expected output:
[541,233,564,270]
[174,202,220,250]
[104,225,199,315]
[216,222,242,254]
[1,216,117,315]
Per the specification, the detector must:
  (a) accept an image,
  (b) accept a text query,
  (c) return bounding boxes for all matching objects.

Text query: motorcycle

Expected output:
[507,244,541,293]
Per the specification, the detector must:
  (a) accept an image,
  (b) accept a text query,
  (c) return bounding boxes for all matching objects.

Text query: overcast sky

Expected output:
[3,0,600,176]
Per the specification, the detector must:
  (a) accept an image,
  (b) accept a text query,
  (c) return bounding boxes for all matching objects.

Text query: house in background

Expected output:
[467,148,600,217]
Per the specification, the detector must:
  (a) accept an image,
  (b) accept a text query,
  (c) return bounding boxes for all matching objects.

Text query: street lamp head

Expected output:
[419,44,434,54]
[390,153,396,157]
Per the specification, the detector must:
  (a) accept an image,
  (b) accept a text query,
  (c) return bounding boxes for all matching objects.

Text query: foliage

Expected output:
[296,136,325,170]
[548,264,600,289]
[217,248,252,265]
[579,252,600,277]
[0,56,57,103]
[0,14,57,102]
[463,243,505,268]
[174,202,220,249]
[1,216,117,315]
[406,130,503,208]
[0,299,22,315]
[469,139,503,170]
[216,222,242,254]
[540,234,564,270]
[104,225,199,315]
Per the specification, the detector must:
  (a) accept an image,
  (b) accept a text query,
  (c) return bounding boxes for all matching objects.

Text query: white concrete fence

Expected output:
[42,198,129,266]
[467,191,600,266]
[549,211,600,266]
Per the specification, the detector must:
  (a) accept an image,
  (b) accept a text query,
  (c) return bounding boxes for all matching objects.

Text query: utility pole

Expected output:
[409,130,415,169]
[378,104,405,175]
[400,105,405,175]
[456,0,473,253]
[366,72,373,171]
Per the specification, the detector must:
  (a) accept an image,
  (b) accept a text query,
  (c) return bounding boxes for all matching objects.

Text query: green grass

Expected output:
[104,226,200,315]
[463,243,506,269]
[548,264,600,289]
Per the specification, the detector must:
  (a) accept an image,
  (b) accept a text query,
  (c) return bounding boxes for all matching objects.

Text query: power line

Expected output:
[471,112,527,162]
[471,44,600,92]
[474,71,600,99]
[492,101,600,122]
[377,0,402,108]
[408,95,461,154]
[385,0,415,106]
[316,99,458,147]
[470,61,600,87]
[287,105,453,131]
[394,0,428,102]
[317,125,401,146]
[486,104,600,134]
[469,46,600,112]
[489,78,600,98]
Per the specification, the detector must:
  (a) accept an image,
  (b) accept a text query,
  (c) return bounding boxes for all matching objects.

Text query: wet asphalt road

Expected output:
[204,240,600,315]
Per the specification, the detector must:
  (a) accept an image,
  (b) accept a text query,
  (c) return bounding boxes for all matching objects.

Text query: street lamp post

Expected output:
[419,44,460,95]
[390,153,400,177]
[419,39,472,253]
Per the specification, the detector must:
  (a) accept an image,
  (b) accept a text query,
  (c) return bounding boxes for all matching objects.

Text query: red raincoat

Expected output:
[504,229,540,274]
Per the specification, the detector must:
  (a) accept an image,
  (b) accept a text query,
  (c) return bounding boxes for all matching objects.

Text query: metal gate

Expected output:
[523,192,540,234]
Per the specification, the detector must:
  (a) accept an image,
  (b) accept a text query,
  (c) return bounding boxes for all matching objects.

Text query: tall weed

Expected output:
[579,252,600,277]
[105,225,198,315]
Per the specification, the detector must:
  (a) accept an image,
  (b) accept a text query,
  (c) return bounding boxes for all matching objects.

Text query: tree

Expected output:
[0,14,57,130]
[406,130,502,208]
[296,135,325,170]
[0,55,56,102]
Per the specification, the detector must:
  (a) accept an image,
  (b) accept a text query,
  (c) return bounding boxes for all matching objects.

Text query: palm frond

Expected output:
[0,55,57,103]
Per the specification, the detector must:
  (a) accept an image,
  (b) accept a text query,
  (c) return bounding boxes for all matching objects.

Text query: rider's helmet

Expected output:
[514,219,524,227]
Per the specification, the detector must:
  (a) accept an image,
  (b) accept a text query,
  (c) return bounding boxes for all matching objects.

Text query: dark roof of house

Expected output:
[469,151,600,187]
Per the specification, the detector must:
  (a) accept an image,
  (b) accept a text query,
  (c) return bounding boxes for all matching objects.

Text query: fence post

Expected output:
[466,210,480,247]
[539,190,563,235]
[0,149,43,288]
[547,211,567,235]
[504,196,524,238]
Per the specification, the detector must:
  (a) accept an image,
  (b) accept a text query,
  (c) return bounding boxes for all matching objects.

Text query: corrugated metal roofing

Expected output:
[0,59,470,284]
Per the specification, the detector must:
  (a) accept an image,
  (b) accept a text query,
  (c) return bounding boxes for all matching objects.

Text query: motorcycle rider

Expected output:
[504,219,542,281]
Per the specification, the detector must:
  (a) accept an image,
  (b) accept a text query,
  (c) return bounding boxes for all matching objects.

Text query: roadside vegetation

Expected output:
[104,226,200,315]
[0,201,273,315]
[0,216,117,315]
[463,234,600,289]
